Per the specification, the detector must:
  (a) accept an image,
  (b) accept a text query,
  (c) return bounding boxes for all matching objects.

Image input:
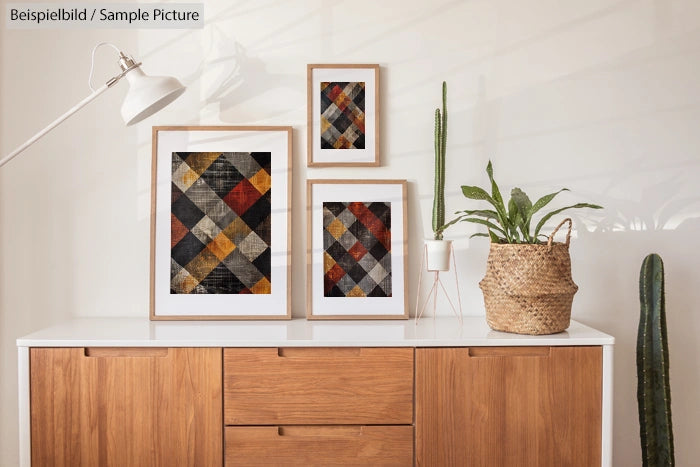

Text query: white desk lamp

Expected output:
[0,42,186,168]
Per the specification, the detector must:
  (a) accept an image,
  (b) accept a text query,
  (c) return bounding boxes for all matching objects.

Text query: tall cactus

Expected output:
[637,253,674,466]
[432,81,447,240]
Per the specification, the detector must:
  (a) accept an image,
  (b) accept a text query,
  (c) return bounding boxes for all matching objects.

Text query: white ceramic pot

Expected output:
[425,239,453,271]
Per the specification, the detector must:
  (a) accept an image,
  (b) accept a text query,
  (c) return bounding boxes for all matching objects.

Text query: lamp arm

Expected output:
[0,82,113,169]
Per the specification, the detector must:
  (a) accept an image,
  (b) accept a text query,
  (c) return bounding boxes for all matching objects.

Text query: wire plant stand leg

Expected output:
[415,243,463,325]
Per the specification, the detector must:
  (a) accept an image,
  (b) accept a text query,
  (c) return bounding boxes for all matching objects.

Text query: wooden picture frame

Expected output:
[150,126,292,320]
[307,64,380,167]
[307,179,408,319]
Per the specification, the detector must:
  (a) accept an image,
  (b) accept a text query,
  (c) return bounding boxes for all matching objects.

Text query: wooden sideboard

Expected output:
[17,318,614,466]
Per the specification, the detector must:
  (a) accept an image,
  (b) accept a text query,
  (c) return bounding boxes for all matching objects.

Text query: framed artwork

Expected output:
[307,179,408,319]
[150,126,292,320]
[307,64,380,167]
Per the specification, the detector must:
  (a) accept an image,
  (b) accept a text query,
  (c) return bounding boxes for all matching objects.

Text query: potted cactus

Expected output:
[426,81,453,271]
[637,253,674,466]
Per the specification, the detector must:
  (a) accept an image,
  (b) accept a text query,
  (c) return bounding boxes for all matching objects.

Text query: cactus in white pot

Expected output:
[417,81,463,323]
[426,81,453,271]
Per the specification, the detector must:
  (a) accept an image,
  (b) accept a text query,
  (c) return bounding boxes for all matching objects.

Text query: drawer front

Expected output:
[225,425,413,466]
[224,347,413,425]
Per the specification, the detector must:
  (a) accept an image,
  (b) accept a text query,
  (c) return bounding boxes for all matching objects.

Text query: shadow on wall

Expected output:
[188,27,302,122]
[571,162,700,466]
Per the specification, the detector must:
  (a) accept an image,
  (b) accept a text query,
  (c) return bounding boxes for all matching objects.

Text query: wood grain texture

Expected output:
[224,347,413,425]
[30,347,222,467]
[416,346,602,467]
[224,425,413,466]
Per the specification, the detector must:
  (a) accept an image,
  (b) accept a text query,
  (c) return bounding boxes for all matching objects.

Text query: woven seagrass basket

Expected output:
[479,218,578,335]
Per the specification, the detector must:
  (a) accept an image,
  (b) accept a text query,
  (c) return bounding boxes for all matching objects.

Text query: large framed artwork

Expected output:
[307,179,408,319]
[150,126,292,320]
[307,64,380,167]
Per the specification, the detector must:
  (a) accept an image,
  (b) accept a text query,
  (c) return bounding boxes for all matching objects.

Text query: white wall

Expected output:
[2,0,699,464]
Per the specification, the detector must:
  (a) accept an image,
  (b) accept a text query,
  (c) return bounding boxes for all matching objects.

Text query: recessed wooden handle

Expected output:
[276,347,362,358]
[468,347,550,358]
[276,426,363,437]
[84,347,169,358]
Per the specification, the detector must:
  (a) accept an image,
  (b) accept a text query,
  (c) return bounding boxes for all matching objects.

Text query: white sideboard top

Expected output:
[17,317,614,348]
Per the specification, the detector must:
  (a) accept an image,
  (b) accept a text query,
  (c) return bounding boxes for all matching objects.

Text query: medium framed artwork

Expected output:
[307,64,380,167]
[150,126,292,320]
[307,179,408,319]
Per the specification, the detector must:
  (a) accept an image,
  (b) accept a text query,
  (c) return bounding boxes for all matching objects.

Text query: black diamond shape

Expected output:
[346,262,368,284]
[325,284,346,297]
[250,152,271,174]
[171,232,206,268]
[336,251,358,275]
[198,263,246,294]
[252,247,271,281]
[171,194,205,230]
[352,86,365,109]
[368,242,389,262]
[256,214,271,246]
[240,194,271,231]
[172,152,188,166]
[320,89,333,113]
[323,202,348,220]
[171,183,184,204]
[330,110,352,133]
[200,155,244,199]
[324,241,347,262]
[367,202,390,224]
[353,133,365,149]
[368,280,391,297]
[348,219,372,246]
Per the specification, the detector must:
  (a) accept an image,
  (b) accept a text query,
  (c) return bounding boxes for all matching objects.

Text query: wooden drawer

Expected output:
[224,425,413,466]
[224,347,413,425]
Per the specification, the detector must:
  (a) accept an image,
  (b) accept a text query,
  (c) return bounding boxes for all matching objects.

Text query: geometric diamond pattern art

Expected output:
[170,152,271,294]
[322,201,391,297]
[320,82,366,150]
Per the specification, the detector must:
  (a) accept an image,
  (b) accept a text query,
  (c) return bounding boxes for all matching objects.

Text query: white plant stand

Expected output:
[415,242,463,325]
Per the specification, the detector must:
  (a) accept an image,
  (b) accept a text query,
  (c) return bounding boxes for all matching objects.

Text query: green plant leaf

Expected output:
[488,230,504,243]
[469,232,491,239]
[460,217,506,235]
[434,215,465,238]
[510,188,534,242]
[529,188,569,218]
[507,198,523,243]
[508,197,518,224]
[455,209,499,219]
[461,185,496,204]
[485,161,510,239]
[533,203,604,238]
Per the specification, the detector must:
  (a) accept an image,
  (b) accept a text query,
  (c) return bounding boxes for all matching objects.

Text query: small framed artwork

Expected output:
[150,126,292,320]
[307,64,380,167]
[307,179,408,319]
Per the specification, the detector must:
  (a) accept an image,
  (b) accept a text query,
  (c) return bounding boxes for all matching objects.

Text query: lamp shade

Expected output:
[120,67,186,125]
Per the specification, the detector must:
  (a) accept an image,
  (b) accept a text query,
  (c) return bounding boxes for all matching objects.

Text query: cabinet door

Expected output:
[30,347,222,467]
[416,346,602,467]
